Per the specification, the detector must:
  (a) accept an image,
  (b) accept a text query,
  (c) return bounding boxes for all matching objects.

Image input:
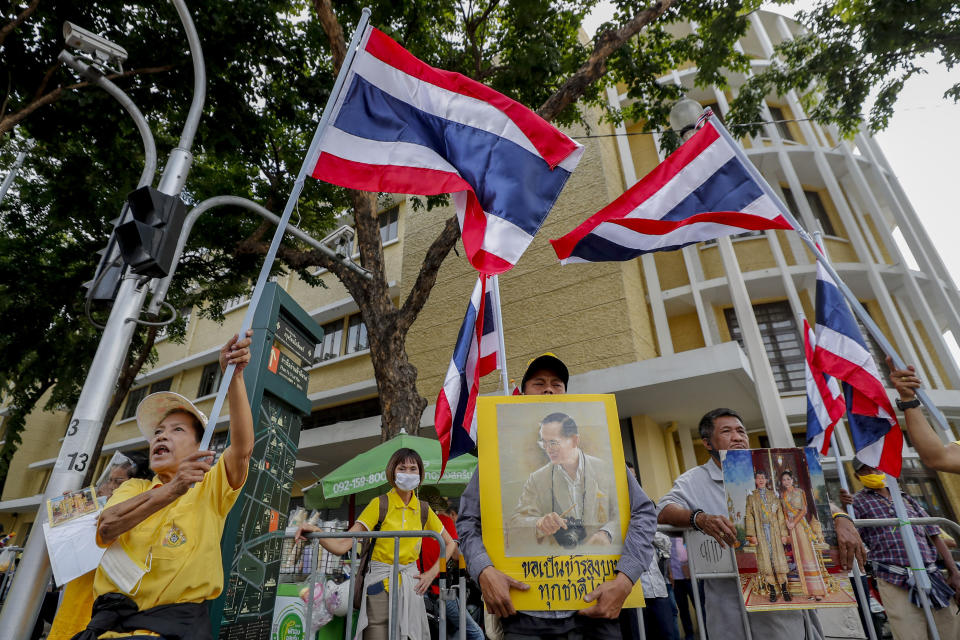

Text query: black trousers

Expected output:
[673,578,696,639]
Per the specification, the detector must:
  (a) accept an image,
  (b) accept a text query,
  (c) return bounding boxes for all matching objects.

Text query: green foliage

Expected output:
[738,0,960,135]
[1,0,884,473]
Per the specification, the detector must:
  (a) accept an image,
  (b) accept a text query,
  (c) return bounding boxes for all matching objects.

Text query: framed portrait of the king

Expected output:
[721,447,856,612]
[476,394,644,611]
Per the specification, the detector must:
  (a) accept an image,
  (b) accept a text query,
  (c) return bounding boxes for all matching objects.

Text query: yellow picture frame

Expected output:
[476,393,645,611]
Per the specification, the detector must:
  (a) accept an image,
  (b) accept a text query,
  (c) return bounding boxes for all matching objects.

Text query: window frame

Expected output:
[724,301,806,393]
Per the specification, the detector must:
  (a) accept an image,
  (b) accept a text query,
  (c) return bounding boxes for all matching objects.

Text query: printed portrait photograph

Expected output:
[476,394,642,611]
[721,447,856,612]
[496,400,623,557]
[47,486,98,528]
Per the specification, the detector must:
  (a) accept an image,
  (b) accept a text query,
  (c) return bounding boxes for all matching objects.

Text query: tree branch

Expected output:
[33,62,60,101]
[537,0,674,122]
[0,64,174,137]
[0,0,40,49]
[398,215,461,334]
[312,0,347,71]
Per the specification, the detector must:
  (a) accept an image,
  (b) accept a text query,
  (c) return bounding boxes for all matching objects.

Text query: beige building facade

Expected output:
[3,10,960,552]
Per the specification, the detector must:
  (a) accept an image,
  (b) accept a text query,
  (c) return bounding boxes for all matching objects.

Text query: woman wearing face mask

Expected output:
[296,448,457,639]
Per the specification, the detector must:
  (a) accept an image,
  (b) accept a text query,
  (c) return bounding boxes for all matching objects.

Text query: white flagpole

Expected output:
[707,109,951,435]
[827,432,878,640]
[491,274,510,395]
[199,8,372,449]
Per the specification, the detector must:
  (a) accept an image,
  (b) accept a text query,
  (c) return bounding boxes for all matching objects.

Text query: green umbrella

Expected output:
[303,433,477,509]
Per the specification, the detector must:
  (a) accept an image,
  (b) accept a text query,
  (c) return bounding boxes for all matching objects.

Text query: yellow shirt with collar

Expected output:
[92,455,244,636]
[356,488,443,565]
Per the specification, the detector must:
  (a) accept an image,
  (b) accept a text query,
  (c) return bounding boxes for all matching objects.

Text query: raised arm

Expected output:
[221,331,255,489]
[888,358,960,473]
[98,450,212,545]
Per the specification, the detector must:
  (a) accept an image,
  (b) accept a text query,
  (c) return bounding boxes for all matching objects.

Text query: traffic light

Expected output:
[115,186,187,278]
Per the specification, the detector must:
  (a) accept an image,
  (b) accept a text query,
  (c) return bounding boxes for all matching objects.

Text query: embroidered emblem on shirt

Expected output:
[162,523,187,548]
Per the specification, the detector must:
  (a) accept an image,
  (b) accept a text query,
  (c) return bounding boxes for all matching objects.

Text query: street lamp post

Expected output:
[0,2,206,636]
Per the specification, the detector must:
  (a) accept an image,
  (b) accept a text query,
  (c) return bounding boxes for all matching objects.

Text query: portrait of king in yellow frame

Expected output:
[476,394,645,611]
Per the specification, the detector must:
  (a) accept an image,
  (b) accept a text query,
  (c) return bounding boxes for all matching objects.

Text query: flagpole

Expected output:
[827,432,878,640]
[491,274,510,395]
[707,109,952,436]
[199,8,371,449]
[811,238,939,637]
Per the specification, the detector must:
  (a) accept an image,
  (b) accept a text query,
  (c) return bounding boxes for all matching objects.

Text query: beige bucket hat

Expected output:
[135,391,208,442]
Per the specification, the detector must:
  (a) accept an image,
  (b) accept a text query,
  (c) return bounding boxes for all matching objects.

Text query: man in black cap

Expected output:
[457,353,657,639]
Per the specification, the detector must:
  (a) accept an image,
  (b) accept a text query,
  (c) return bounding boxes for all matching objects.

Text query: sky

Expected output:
[583,2,960,287]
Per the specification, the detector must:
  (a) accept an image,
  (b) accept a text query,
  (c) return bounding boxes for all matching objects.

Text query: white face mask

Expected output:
[99,542,151,595]
[394,472,420,491]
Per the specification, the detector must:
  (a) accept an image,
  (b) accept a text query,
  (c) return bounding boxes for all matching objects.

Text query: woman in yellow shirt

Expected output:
[297,448,457,640]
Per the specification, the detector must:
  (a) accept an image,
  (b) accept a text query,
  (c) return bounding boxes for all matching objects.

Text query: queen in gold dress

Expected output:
[779,470,827,599]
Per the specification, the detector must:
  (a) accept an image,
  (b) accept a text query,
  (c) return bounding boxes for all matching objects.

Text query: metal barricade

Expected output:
[660,515,960,640]
[0,547,22,606]
[299,529,468,640]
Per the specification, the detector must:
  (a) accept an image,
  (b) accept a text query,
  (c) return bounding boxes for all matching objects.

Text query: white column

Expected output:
[606,86,674,356]
[679,423,698,471]
[857,135,960,349]
[718,236,794,447]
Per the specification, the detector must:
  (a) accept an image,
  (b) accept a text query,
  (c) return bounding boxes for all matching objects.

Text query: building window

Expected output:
[782,187,837,237]
[197,362,222,398]
[316,319,345,361]
[724,301,805,392]
[346,314,369,353]
[379,206,399,244]
[302,397,382,430]
[767,106,795,142]
[121,378,173,420]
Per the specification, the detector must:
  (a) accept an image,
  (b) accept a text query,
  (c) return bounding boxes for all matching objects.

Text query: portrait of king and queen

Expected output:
[722,448,857,611]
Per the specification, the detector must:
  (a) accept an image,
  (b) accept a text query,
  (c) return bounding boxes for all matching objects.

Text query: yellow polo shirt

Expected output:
[93,455,244,636]
[356,488,443,565]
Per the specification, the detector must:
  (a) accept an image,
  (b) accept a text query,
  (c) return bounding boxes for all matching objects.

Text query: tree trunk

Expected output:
[367,322,427,440]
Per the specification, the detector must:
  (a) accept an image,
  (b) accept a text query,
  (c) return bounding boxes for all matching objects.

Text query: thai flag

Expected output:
[550,118,793,263]
[804,318,845,455]
[310,25,583,275]
[435,276,500,471]
[813,261,903,476]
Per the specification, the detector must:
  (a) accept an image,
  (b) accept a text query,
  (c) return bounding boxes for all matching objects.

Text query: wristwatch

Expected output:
[895,397,922,411]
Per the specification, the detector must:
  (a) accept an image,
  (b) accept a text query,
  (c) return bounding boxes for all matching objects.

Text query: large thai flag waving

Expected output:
[435,276,500,472]
[550,117,793,263]
[813,261,903,476]
[804,318,845,455]
[310,26,583,274]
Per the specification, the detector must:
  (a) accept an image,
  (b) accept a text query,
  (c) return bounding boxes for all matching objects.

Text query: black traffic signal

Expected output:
[115,186,187,278]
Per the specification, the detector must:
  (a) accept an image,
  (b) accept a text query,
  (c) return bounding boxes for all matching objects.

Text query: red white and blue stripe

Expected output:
[435,276,500,472]
[310,26,583,274]
[804,318,845,455]
[813,261,903,477]
[550,118,793,263]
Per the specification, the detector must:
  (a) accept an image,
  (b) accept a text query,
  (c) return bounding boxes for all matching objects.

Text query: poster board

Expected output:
[721,447,856,612]
[476,394,644,611]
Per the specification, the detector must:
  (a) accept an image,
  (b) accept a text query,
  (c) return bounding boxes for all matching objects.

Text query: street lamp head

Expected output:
[669,97,704,142]
[63,22,128,67]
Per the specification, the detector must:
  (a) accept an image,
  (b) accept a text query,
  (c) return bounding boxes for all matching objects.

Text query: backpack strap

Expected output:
[374,494,387,531]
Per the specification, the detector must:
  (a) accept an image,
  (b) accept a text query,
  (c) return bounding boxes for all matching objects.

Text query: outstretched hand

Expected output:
[220,330,254,374]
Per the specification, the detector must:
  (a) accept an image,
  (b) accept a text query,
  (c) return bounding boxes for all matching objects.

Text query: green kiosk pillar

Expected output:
[210,282,323,639]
